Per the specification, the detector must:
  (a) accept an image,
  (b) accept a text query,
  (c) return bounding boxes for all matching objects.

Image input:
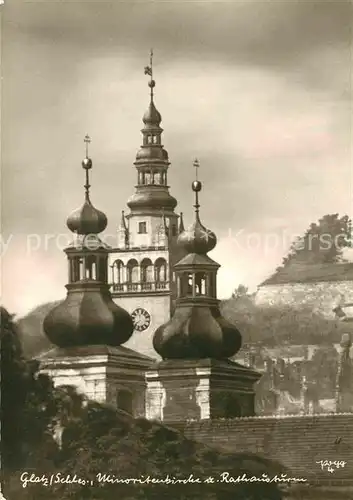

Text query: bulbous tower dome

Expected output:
[153,160,242,360]
[43,136,134,348]
[177,179,217,254]
[66,157,108,235]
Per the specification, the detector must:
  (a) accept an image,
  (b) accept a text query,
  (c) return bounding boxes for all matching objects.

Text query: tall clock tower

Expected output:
[108,53,184,357]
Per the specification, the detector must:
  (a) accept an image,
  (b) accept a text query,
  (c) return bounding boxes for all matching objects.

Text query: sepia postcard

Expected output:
[1,1,352,499]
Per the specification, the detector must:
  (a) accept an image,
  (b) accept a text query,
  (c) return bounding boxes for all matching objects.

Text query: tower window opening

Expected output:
[113,260,124,284]
[195,272,207,295]
[187,273,193,296]
[138,222,147,234]
[71,257,82,282]
[155,258,167,282]
[99,256,108,283]
[153,135,158,144]
[84,256,97,280]
[141,258,153,283]
[127,259,139,283]
[79,258,84,280]
[147,135,153,144]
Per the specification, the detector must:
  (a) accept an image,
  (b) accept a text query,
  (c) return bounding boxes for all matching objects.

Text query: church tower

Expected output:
[146,167,261,422]
[109,52,183,357]
[40,137,153,415]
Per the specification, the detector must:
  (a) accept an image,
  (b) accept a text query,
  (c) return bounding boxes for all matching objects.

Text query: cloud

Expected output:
[2,0,351,314]
[5,1,351,81]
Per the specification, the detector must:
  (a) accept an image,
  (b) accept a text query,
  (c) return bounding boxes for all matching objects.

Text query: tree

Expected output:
[0,307,60,471]
[279,214,351,268]
[2,308,285,500]
[232,284,249,299]
[221,298,344,347]
[304,345,338,399]
[9,401,284,500]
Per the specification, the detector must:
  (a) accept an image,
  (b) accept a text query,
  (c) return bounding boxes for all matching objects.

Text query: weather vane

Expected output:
[144,49,155,98]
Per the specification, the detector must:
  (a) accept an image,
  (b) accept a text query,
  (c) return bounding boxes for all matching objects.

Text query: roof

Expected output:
[260,262,353,286]
[38,344,156,366]
[175,253,219,268]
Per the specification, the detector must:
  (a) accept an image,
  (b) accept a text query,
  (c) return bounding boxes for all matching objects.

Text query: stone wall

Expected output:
[255,281,353,318]
[172,413,353,484]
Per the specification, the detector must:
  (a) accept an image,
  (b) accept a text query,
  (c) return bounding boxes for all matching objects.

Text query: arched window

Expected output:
[141,258,153,283]
[127,259,139,283]
[195,272,207,295]
[117,389,133,415]
[113,260,124,284]
[155,258,167,282]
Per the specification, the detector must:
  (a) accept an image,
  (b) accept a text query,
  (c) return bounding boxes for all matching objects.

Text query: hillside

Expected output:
[16,293,347,361]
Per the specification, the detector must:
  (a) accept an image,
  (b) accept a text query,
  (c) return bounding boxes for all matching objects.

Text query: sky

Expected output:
[1,0,352,317]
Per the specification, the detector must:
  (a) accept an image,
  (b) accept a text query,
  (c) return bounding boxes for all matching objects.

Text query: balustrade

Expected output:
[112,281,169,293]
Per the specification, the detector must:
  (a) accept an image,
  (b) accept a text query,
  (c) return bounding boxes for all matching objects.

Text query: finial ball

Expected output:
[148,80,156,88]
[192,180,202,192]
[82,157,92,170]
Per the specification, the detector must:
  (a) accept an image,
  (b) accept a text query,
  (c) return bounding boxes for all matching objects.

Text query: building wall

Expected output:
[172,413,353,483]
[255,281,353,318]
[116,294,170,359]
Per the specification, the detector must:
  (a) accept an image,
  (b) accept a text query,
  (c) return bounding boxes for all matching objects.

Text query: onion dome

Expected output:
[127,190,177,211]
[153,159,242,360]
[177,179,217,254]
[43,135,134,349]
[67,153,107,235]
[67,200,107,235]
[143,100,161,127]
[43,285,134,348]
[135,146,169,162]
[153,307,242,359]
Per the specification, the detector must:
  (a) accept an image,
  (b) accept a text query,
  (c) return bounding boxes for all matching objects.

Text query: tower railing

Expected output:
[111,281,169,293]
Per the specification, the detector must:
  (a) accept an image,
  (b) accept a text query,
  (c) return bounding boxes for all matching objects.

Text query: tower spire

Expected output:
[144,48,155,101]
[128,50,177,215]
[192,159,201,214]
[83,134,92,201]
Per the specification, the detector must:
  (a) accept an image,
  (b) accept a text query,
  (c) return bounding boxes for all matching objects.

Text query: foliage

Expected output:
[1,307,63,470]
[304,345,338,399]
[232,284,249,299]
[221,298,344,347]
[2,306,285,500]
[6,401,284,500]
[279,214,351,269]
